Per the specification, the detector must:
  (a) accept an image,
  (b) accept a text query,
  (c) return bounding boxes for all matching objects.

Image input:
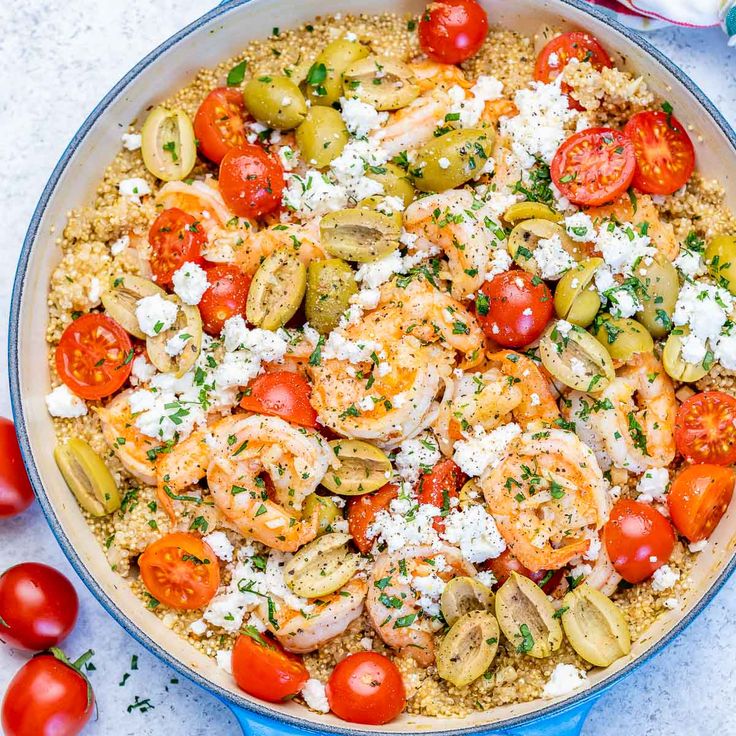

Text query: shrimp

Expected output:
[366,546,475,666]
[481,429,610,572]
[409,61,472,92]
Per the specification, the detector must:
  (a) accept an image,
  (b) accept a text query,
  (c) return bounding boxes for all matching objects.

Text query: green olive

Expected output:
[413,128,495,193]
[305,38,370,106]
[440,577,494,627]
[342,56,420,111]
[54,439,120,517]
[561,583,631,667]
[554,258,604,327]
[146,296,203,377]
[243,75,307,130]
[705,234,736,296]
[141,105,196,181]
[662,327,708,382]
[365,162,415,208]
[305,259,358,335]
[295,106,349,168]
[359,196,403,230]
[436,611,500,687]
[101,274,166,339]
[459,478,483,508]
[283,533,359,598]
[592,314,654,362]
[503,202,563,225]
[246,248,307,330]
[635,253,679,338]
[320,207,400,262]
[540,321,615,392]
[302,493,342,535]
[321,439,392,495]
[507,219,582,280]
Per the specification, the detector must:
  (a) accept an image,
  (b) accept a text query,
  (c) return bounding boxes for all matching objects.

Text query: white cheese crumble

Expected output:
[165,330,191,358]
[110,234,130,255]
[118,177,151,202]
[301,679,330,713]
[45,384,87,418]
[534,233,575,279]
[203,531,234,562]
[355,250,404,290]
[564,212,595,242]
[215,649,233,674]
[121,133,142,151]
[395,433,441,486]
[172,262,209,305]
[442,505,507,563]
[651,564,680,592]
[438,157,451,170]
[135,294,178,337]
[453,423,521,477]
[340,97,388,138]
[636,467,670,504]
[543,664,588,698]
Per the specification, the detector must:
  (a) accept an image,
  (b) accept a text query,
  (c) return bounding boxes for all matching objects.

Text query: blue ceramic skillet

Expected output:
[9,0,736,733]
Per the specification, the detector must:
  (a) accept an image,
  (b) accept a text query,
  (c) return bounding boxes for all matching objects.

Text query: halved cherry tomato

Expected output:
[326,652,406,725]
[418,0,489,65]
[138,532,220,610]
[240,371,318,427]
[232,630,308,702]
[551,127,636,206]
[675,391,736,466]
[481,549,564,594]
[603,499,675,583]
[476,270,553,348]
[219,144,285,219]
[148,207,206,288]
[668,464,735,543]
[55,313,132,400]
[417,458,464,533]
[194,87,248,165]
[198,263,252,335]
[623,109,695,195]
[0,418,34,518]
[347,483,399,554]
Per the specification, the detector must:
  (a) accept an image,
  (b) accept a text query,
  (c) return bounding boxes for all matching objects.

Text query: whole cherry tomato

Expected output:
[240,371,318,427]
[198,264,252,335]
[148,207,206,288]
[418,0,489,64]
[674,390,736,466]
[417,458,465,533]
[219,144,285,219]
[194,87,248,164]
[0,418,34,518]
[347,483,399,554]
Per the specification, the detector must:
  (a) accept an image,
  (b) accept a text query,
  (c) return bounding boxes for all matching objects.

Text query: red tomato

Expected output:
[0,563,78,651]
[326,652,406,725]
[551,127,636,206]
[482,549,564,593]
[219,145,285,219]
[232,630,308,702]
[2,650,94,736]
[148,207,206,288]
[194,87,248,164]
[603,499,676,583]
[623,110,695,195]
[675,391,736,466]
[240,371,317,427]
[55,313,133,400]
[668,464,735,543]
[138,532,220,610]
[417,458,464,533]
[476,271,553,347]
[418,0,489,64]
[0,418,34,518]
[347,483,399,554]
[198,264,252,335]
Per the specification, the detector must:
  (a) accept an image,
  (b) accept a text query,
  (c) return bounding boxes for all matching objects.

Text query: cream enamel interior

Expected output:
[11,0,736,732]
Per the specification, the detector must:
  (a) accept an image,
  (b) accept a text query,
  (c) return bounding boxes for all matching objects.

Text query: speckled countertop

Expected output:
[1,2,735,735]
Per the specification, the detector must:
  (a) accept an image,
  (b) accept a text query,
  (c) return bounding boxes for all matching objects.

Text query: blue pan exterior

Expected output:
[8,0,736,734]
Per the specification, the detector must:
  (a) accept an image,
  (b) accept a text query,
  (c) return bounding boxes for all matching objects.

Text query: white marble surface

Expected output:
[1,2,736,735]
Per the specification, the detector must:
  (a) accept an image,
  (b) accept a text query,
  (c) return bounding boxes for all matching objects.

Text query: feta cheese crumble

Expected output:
[636,467,670,504]
[135,294,179,337]
[340,97,388,138]
[121,133,142,151]
[45,384,87,418]
[118,177,151,203]
[203,531,234,562]
[650,564,680,592]
[301,679,330,713]
[453,423,522,477]
[543,664,588,698]
[172,262,209,305]
[395,433,442,486]
[442,505,507,563]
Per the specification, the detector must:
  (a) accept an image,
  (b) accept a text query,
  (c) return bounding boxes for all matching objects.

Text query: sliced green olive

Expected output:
[413,128,495,193]
[663,327,708,382]
[495,571,562,659]
[592,314,654,362]
[321,439,392,495]
[295,106,349,168]
[243,75,307,130]
[146,296,203,377]
[246,248,307,330]
[359,196,403,230]
[437,611,500,687]
[54,439,120,517]
[305,38,370,106]
[320,208,400,263]
[342,56,420,111]
[503,202,563,225]
[554,258,603,328]
[302,493,342,535]
[507,219,582,280]
[141,105,196,182]
[283,532,359,598]
[540,321,615,393]
[561,583,631,667]
[441,577,494,626]
[101,274,167,339]
[635,253,679,338]
[305,259,358,335]
[365,162,415,208]
[705,234,736,296]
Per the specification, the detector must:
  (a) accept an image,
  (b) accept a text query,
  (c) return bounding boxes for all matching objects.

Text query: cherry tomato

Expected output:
[603,499,675,583]
[2,649,94,736]
[476,271,553,347]
[668,464,735,543]
[148,207,206,288]
[138,532,220,610]
[675,391,736,466]
[481,549,563,593]
[0,418,34,518]
[198,263,252,335]
[417,0,489,65]
[417,458,464,533]
[0,563,78,651]
[55,313,132,400]
[623,110,695,196]
[347,483,399,554]
[240,371,318,427]
[232,630,308,702]
[551,127,636,206]
[194,87,248,165]
[219,144,285,219]
[326,652,406,725]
